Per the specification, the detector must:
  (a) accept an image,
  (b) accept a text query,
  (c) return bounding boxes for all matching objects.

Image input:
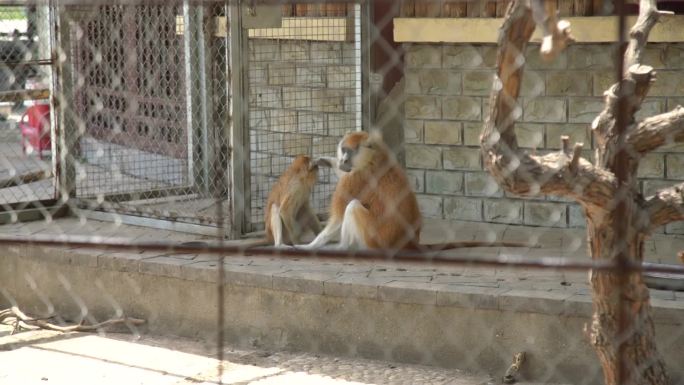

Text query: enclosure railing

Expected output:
[1,1,684,385]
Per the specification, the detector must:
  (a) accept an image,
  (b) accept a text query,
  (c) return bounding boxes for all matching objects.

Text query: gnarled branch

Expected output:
[484,145,617,210]
[592,0,664,170]
[482,1,615,209]
[0,306,145,333]
[627,106,684,154]
[625,0,674,69]
[644,182,684,230]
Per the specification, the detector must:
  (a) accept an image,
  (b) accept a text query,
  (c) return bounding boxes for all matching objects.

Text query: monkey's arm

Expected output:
[298,219,341,249]
[315,156,346,179]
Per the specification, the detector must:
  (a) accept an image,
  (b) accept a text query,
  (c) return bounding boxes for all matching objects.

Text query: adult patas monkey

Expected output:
[265,155,326,246]
[302,131,531,251]
[303,130,419,250]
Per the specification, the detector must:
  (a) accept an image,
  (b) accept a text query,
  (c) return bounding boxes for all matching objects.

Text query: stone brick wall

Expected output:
[248,39,359,229]
[403,42,684,233]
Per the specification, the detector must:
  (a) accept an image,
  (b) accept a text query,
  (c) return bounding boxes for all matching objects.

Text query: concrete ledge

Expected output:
[394,15,684,43]
[1,227,683,383]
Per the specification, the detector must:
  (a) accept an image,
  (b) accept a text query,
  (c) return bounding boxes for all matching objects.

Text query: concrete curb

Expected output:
[2,243,683,384]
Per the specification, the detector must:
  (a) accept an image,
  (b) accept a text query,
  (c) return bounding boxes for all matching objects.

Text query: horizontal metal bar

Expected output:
[394,15,684,43]
[0,1,38,5]
[0,59,53,67]
[79,209,220,237]
[75,187,197,204]
[0,169,52,189]
[210,16,354,41]
[12,0,364,5]
[0,88,49,102]
[0,199,60,213]
[0,205,69,225]
[1,233,684,275]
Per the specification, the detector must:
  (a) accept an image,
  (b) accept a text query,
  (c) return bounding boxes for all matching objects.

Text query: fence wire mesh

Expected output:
[1,1,684,385]
[246,3,361,231]
[0,4,53,207]
[58,3,233,227]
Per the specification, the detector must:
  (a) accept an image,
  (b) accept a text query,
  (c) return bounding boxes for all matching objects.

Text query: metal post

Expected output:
[228,0,250,237]
[201,8,218,198]
[359,0,372,131]
[183,2,215,195]
[53,4,77,203]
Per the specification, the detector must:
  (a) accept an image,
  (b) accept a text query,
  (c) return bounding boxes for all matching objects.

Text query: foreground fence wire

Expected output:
[2,1,684,384]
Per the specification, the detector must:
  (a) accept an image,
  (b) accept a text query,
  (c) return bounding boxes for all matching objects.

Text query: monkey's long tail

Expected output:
[241,238,273,248]
[409,241,539,251]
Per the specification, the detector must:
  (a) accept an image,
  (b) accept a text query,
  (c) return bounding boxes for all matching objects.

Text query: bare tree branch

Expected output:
[644,182,684,230]
[486,150,617,210]
[482,1,615,209]
[624,0,673,69]
[627,106,684,154]
[591,0,667,170]
[0,306,145,333]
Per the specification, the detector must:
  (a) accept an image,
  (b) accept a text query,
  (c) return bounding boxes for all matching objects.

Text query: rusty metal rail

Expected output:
[2,234,684,274]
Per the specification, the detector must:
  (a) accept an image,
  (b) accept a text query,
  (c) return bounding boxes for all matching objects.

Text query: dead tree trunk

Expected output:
[481,1,682,383]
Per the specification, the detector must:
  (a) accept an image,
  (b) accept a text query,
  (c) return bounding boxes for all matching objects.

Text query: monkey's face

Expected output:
[337,131,375,172]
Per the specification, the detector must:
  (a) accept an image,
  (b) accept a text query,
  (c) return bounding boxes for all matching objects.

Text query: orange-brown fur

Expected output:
[331,132,422,248]
[265,155,321,245]
[330,131,421,249]
[301,131,533,251]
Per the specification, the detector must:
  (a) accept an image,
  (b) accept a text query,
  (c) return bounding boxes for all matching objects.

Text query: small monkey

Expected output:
[265,155,325,246]
[302,131,532,251]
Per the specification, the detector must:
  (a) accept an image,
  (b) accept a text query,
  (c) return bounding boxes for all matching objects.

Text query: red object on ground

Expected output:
[19,104,51,159]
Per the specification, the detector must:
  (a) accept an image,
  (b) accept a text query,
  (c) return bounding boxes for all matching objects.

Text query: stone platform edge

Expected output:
[4,243,683,325]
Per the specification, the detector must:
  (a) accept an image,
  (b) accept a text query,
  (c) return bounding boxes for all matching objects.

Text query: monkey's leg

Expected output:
[339,199,372,250]
[279,205,302,246]
[270,204,284,246]
[297,203,322,236]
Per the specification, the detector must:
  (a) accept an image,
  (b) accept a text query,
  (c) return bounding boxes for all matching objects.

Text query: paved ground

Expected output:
[0,324,501,385]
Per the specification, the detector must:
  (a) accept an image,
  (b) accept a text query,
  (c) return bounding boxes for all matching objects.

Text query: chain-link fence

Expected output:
[0,4,53,208]
[244,3,362,232]
[58,3,233,229]
[2,1,684,384]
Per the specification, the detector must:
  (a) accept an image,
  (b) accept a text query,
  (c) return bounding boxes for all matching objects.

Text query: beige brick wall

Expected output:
[403,42,684,233]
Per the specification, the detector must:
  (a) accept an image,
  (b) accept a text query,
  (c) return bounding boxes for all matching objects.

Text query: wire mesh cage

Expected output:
[245,2,362,232]
[55,3,233,228]
[71,5,188,194]
[2,1,684,385]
